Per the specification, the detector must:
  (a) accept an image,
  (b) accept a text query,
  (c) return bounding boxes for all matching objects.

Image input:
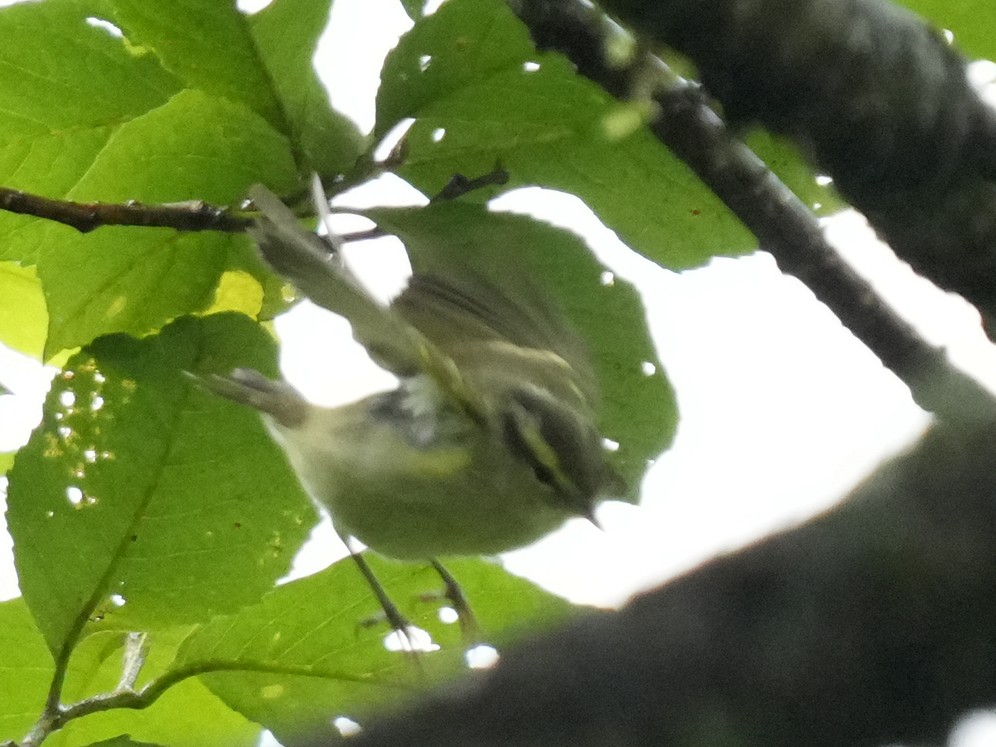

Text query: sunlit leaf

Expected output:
[36,89,298,356]
[7,313,316,656]
[376,0,754,269]
[180,554,575,745]
[0,262,47,358]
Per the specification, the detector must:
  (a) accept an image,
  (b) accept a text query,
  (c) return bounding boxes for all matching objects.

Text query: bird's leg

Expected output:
[337,532,421,658]
[428,559,480,643]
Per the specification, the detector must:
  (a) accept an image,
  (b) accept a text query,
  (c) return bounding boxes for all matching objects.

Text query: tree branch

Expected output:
[511,0,996,425]
[594,0,996,338]
[0,187,252,234]
[348,419,996,746]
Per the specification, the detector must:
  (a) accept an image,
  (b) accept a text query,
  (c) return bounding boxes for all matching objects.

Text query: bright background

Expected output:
[2,0,996,742]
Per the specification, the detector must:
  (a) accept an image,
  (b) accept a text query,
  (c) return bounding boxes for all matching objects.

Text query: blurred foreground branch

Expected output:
[350,420,996,746]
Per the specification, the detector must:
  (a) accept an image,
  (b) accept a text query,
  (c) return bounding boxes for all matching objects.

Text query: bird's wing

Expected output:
[247,184,487,421]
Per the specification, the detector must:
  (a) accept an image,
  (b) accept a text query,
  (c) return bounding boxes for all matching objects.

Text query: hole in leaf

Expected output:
[465,644,500,669]
[84,17,123,37]
[66,486,83,506]
[333,716,362,737]
[383,626,438,654]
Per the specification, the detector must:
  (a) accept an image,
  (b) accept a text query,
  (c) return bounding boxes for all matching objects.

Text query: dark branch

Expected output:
[0,162,510,239]
[429,164,510,202]
[594,0,996,338]
[511,0,996,425]
[0,187,252,234]
[347,419,996,746]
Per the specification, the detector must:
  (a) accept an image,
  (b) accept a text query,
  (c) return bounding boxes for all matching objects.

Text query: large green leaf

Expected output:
[0,0,180,264]
[178,554,575,745]
[0,597,54,742]
[102,0,284,130]
[365,203,676,503]
[54,89,298,207]
[38,225,232,361]
[6,313,316,657]
[0,0,333,357]
[0,262,47,358]
[375,0,754,270]
[102,0,366,178]
[249,0,367,176]
[35,89,298,356]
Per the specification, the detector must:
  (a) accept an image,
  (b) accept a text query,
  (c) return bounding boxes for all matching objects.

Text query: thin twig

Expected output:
[0,187,252,234]
[341,227,389,243]
[429,164,510,202]
[115,632,149,692]
[50,659,407,732]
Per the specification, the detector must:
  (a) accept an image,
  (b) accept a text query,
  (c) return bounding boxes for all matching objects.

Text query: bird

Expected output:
[198,181,620,633]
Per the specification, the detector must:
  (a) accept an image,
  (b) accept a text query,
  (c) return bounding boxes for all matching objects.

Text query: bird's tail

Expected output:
[189,368,307,428]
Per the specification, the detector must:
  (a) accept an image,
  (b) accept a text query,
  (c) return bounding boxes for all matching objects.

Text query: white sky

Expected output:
[2,0,996,742]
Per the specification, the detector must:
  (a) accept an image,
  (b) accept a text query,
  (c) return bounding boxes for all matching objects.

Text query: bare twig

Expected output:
[429,164,510,203]
[115,632,149,693]
[0,187,253,234]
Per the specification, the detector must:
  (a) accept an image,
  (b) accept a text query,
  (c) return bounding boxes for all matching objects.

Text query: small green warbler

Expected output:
[203,184,618,561]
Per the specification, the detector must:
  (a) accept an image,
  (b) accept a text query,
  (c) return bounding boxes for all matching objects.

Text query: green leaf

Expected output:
[894,0,996,60]
[249,0,367,176]
[47,628,261,747]
[0,262,48,358]
[0,0,180,263]
[0,597,54,742]
[375,0,753,269]
[62,89,298,206]
[7,313,316,657]
[39,226,232,360]
[0,604,248,747]
[78,737,168,747]
[36,89,298,356]
[0,604,208,746]
[103,0,284,130]
[51,677,259,747]
[179,554,575,745]
[365,203,676,503]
